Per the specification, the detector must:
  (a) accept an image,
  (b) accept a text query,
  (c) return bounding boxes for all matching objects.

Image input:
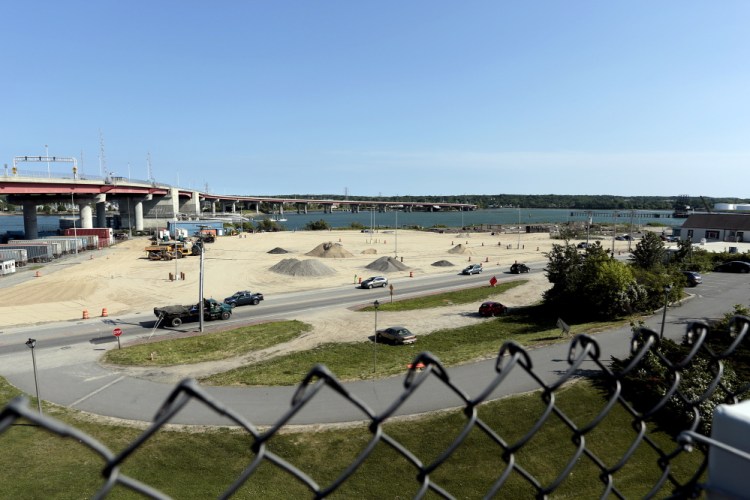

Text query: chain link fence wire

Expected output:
[2,316,750,498]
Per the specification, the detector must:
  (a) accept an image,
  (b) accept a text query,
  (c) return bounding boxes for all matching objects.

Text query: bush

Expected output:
[305,219,330,231]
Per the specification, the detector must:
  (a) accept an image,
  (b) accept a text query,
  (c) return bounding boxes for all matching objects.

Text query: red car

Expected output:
[478,301,507,317]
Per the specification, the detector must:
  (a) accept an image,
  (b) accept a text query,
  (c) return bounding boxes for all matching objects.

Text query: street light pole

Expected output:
[71,193,78,255]
[394,210,398,258]
[660,285,672,338]
[25,338,42,415]
[45,144,50,177]
[373,300,380,374]
[199,245,205,332]
[517,206,521,249]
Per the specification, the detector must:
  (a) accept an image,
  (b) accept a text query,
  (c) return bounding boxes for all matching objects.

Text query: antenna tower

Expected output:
[98,130,106,177]
[147,152,153,181]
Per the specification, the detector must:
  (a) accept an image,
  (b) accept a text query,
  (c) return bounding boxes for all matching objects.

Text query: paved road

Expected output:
[1,269,748,426]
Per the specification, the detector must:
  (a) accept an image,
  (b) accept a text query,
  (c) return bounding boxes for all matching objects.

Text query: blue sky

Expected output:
[2,1,748,198]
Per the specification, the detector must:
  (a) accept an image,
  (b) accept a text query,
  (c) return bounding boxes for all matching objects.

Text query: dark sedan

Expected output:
[478,301,507,317]
[375,326,416,345]
[714,261,750,273]
[510,263,530,274]
[681,271,702,287]
[224,290,264,307]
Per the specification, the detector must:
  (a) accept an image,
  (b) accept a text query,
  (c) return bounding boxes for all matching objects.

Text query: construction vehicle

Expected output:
[197,228,216,243]
[144,241,194,261]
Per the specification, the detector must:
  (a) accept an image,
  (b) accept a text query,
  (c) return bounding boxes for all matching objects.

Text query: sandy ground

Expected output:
[0,229,645,381]
[0,229,598,326]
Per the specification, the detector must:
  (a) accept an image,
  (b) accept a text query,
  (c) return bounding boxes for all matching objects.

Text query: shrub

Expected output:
[305,219,330,231]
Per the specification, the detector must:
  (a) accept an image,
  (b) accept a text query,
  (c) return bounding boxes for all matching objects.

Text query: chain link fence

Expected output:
[2,316,750,498]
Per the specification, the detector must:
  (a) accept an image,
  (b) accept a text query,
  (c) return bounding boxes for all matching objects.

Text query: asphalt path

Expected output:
[1,267,748,427]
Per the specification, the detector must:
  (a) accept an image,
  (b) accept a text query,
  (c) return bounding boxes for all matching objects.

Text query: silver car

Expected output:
[361,276,388,289]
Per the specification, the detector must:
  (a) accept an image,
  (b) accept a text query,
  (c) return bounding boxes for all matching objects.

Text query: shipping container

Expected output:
[0,259,16,276]
[63,228,113,248]
[0,249,28,267]
[8,238,64,259]
[47,236,88,253]
[0,243,56,262]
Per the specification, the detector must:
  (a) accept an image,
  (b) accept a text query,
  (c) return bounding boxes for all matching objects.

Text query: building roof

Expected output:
[681,213,750,231]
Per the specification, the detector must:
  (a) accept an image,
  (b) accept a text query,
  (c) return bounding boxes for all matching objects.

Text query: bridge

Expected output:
[0,164,477,239]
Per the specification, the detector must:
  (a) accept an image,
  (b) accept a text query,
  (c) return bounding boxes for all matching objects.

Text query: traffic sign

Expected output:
[113,328,123,337]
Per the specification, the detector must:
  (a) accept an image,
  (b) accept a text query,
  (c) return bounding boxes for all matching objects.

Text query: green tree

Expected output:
[543,241,583,307]
[630,232,665,270]
[581,258,645,318]
[305,219,331,231]
[255,219,281,232]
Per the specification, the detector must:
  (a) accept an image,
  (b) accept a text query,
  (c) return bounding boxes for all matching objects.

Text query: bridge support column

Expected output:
[134,200,144,231]
[79,203,94,228]
[178,191,201,218]
[22,202,39,240]
[95,194,107,227]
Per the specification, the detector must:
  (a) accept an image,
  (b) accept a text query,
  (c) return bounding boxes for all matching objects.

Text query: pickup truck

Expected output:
[154,298,232,327]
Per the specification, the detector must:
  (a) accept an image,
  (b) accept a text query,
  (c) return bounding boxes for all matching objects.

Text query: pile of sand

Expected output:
[269,258,336,277]
[365,256,411,272]
[267,247,290,254]
[432,260,455,267]
[305,242,354,258]
[448,244,473,255]
[361,248,377,255]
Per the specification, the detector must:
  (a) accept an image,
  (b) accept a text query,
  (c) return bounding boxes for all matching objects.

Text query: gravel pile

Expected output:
[365,256,410,272]
[267,247,290,254]
[305,241,354,258]
[360,248,377,254]
[448,244,473,255]
[269,258,336,276]
[432,260,455,267]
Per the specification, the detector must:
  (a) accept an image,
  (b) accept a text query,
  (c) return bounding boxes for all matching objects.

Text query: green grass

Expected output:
[103,321,310,366]
[361,279,525,311]
[0,377,703,498]
[202,304,627,386]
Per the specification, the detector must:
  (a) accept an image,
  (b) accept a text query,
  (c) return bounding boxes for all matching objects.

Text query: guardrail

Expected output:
[2,318,749,498]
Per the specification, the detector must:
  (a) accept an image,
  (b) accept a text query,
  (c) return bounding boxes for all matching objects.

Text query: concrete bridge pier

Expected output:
[178,191,200,219]
[21,202,39,240]
[78,202,94,228]
[296,202,308,214]
[95,194,107,228]
[134,199,145,231]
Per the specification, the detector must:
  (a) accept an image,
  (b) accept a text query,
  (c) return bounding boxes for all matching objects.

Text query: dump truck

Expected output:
[144,241,193,260]
[154,298,232,327]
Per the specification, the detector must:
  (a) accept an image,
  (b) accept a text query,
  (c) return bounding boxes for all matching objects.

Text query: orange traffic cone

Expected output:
[82,309,89,319]
[101,308,108,317]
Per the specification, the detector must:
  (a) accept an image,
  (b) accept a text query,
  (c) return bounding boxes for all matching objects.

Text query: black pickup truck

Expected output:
[154,298,232,328]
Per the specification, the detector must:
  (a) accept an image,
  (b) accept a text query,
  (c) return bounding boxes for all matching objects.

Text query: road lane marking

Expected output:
[70,375,125,407]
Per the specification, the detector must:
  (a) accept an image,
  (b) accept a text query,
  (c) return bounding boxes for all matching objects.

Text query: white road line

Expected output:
[70,375,125,407]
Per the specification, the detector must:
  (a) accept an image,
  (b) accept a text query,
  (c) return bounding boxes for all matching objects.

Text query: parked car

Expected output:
[681,271,703,287]
[361,276,388,289]
[577,242,589,249]
[714,261,750,273]
[478,301,507,317]
[510,263,530,274]
[462,264,483,275]
[375,326,416,345]
[224,290,264,307]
